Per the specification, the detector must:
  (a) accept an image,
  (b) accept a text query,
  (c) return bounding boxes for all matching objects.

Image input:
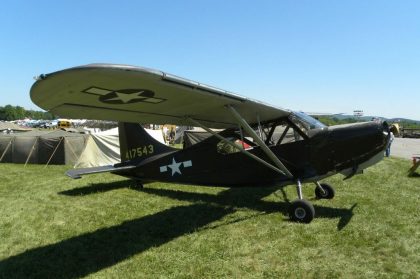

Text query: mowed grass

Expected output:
[0,158,419,278]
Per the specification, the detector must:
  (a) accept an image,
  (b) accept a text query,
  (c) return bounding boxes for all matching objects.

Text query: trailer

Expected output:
[401,128,420,138]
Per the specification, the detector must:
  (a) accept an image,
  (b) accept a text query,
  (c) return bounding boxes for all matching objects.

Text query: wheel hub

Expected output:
[295,207,306,219]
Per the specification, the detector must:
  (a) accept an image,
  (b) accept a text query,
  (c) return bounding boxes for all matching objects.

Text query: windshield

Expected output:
[290,111,326,131]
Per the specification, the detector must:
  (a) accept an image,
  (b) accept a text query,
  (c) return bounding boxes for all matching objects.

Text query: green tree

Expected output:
[0,105,56,121]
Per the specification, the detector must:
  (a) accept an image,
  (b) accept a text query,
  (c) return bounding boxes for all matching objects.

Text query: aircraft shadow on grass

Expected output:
[59,180,137,196]
[136,187,357,231]
[61,180,356,231]
[0,182,355,278]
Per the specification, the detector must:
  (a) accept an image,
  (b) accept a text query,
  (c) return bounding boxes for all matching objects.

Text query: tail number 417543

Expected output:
[126,145,154,160]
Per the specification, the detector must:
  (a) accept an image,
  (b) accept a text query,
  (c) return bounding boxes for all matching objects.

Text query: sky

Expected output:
[1,0,419,120]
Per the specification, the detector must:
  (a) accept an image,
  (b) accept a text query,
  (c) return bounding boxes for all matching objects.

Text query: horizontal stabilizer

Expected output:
[66,165,136,179]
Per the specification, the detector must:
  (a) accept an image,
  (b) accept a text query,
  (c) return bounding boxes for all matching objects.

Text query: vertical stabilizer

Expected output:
[118,123,176,162]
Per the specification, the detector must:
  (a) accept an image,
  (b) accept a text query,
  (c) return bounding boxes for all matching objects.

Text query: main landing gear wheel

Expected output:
[315,183,335,199]
[289,199,315,223]
[134,180,144,189]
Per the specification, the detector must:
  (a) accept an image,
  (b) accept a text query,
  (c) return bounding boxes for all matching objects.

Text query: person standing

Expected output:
[385,131,395,157]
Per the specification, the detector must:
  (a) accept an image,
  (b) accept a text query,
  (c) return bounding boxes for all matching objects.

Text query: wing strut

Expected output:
[187,117,289,176]
[226,105,294,179]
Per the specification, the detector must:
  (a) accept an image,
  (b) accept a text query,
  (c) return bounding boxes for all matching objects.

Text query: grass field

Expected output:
[0,158,419,278]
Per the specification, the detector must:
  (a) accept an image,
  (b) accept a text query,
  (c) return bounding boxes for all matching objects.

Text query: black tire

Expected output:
[289,199,315,223]
[315,183,335,199]
[135,180,144,189]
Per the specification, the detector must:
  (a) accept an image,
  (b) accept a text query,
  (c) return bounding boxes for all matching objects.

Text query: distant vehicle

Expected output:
[50,120,58,128]
[401,128,420,138]
[57,119,72,129]
[30,64,390,223]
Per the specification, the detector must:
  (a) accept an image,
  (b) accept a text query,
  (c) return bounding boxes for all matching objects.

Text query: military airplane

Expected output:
[30,64,390,223]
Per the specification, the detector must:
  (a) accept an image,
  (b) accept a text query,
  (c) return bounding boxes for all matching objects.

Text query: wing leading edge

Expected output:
[30,64,290,128]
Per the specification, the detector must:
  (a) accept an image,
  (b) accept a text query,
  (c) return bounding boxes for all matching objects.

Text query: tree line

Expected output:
[316,116,361,126]
[0,105,55,121]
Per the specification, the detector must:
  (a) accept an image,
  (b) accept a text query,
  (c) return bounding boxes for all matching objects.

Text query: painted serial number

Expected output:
[125,145,154,160]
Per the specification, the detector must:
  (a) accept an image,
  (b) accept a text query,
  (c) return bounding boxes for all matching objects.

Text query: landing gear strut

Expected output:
[288,180,336,223]
[314,182,335,199]
[289,179,315,223]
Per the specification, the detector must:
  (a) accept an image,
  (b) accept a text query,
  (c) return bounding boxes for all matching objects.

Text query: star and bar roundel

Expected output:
[82,87,166,105]
[160,158,193,176]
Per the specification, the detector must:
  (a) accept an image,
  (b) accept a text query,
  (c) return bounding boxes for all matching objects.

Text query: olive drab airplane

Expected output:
[30,64,390,223]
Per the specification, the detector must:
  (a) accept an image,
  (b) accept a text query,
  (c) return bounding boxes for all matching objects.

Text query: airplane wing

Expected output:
[30,64,290,129]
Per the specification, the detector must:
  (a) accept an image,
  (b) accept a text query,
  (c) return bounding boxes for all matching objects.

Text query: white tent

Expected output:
[74,127,165,168]
[144,129,166,145]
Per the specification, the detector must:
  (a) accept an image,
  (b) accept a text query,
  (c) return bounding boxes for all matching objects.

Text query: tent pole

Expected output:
[24,137,39,167]
[0,138,13,162]
[44,137,64,168]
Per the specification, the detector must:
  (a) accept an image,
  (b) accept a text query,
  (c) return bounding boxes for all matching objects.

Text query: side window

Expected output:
[216,137,247,155]
[288,114,310,135]
[273,124,304,145]
[281,127,303,144]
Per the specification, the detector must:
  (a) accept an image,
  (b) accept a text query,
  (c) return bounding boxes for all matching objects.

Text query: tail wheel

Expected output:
[315,183,335,199]
[289,199,315,223]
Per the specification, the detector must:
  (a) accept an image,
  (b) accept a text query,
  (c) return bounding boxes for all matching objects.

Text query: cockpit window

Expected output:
[289,112,326,133]
[214,113,324,153]
[272,122,304,145]
[259,119,305,146]
[216,136,254,155]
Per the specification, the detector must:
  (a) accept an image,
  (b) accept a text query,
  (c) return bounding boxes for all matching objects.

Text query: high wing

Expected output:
[30,64,290,128]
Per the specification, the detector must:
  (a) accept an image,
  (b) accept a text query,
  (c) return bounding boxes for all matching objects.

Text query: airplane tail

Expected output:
[118,123,176,162]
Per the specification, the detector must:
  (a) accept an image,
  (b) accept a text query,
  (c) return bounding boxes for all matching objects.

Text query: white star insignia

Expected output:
[107,91,145,103]
[160,158,192,176]
[167,158,182,176]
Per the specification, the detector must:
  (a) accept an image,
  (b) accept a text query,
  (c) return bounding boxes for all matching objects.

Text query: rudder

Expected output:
[118,123,176,162]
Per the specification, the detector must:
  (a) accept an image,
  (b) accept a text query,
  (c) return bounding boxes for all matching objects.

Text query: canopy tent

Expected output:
[144,128,166,145]
[183,129,213,148]
[0,126,166,167]
[74,129,120,168]
[174,126,190,144]
[0,130,87,165]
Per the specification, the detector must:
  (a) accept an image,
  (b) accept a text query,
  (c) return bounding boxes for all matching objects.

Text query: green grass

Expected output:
[0,158,419,278]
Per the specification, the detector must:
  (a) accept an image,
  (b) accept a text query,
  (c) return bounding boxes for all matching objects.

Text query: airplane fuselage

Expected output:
[116,120,388,187]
